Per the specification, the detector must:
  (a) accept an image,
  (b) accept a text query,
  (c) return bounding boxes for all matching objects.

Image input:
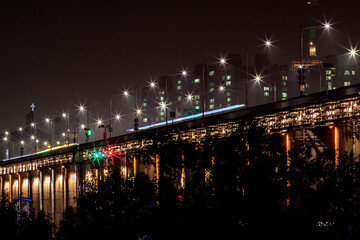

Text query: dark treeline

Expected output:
[1,120,360,239]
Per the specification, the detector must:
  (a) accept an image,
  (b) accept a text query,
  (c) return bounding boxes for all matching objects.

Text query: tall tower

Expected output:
[304,0,321,60]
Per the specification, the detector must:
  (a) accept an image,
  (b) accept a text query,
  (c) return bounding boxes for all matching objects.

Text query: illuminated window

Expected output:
[282,97,287,101]
[178,96,182,101]
[160,117,164,121]
[344,70,350,75]
[264,92,269,96]
[264,86,270,91]
[282,92,287,98]
[209,82,215,87]
[209,88,214,93]
[282,76,288,81]
[344,81,351,86]
[194,95,200,100]
[143,102,147,107]
[210,98,214,103]
[194,78,200,83]
[328,81,332,89]
[226,92,231,97]
[309,45,316,57]
[195,106,200,110]
[160,91,165,95]
[331,69,336,75]
[326,70,331,75]
[282,82,287,87]
[195,100,200,105]
[160,96,164,101]
[326,76,332,80]
[209,71,214,76]
[177,85,182,90]
[160,112,164,116]
[226,81,231,86]
[209,104,214,109]
[352,70,356,75]
[226,75,231,80]
[227,98,231,103]
[143,118,148,123]
[177,80,182,85]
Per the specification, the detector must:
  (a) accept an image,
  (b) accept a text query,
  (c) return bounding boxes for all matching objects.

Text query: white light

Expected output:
[97,119,103,126]
[45,118,50,123]
[5,131,9,136]
[80,124,86,129]
[182,70,187,76]
[265,40,272,47]
[220,58,226,64]
[31,135,35,140]
[62,113,67,118]
[136,108,142,115]
[44,141,48,146]
[160,102,167,110]
[19,127,23,132]
[123,90,129,97]
[31,122,35,127]
[255,75,261,82]
[79,105,85,112]
[324,23,330,29]
[219,86,225,92]
[115,114,121,120]
[20,141,24,145]
[186,94,193,101]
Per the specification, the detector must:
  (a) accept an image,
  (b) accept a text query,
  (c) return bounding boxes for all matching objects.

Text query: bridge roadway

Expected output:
[2,84,360,224]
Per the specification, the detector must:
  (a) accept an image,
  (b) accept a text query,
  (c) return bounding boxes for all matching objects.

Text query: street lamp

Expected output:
[62,112,70,146]
[44,117,52,148]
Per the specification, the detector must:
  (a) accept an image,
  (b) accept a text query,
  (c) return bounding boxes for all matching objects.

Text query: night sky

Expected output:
[0,0,359,129]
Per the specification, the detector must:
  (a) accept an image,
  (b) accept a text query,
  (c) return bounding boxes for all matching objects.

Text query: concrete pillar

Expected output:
[39,170,43,211]
[51,168,55,222]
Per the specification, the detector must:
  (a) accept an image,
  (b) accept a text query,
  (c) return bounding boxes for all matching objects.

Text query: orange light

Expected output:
[335,127,339,168]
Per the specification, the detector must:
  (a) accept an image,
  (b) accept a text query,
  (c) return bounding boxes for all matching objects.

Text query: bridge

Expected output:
[1,84,360,224]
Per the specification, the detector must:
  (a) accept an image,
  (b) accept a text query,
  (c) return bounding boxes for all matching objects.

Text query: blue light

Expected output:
[127,104,245,132]
[2,153,34,161]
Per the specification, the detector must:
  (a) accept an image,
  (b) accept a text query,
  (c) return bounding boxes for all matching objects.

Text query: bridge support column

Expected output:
[335,126,339,168]
[9,174,12,202]
[0,176,3,199]
[39,170,43,211]
[133,156,137,178]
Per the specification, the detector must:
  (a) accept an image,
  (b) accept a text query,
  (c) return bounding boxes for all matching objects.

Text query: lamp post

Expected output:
[62,112,70,146]
[45,117,52,148]
[230,40,272,108]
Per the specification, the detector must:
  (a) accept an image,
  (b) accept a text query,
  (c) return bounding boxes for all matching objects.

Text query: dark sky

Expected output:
[0,0,359,129]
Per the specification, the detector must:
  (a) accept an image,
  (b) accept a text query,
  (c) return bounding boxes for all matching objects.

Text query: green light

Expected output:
[85,145,107,168]
[87,129,92,136]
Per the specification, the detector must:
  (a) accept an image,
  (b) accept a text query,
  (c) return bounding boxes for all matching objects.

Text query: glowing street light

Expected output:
[149,81,156,88]
[186,94,194,101]
[265,40,272,47]
[123,90,130,97]
[115,114,121,120]
[220,58,226,65]
[219,85,225,92]
[78,105,85,112]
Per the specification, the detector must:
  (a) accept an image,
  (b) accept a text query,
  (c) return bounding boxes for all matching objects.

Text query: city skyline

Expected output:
[1,1,360,131]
